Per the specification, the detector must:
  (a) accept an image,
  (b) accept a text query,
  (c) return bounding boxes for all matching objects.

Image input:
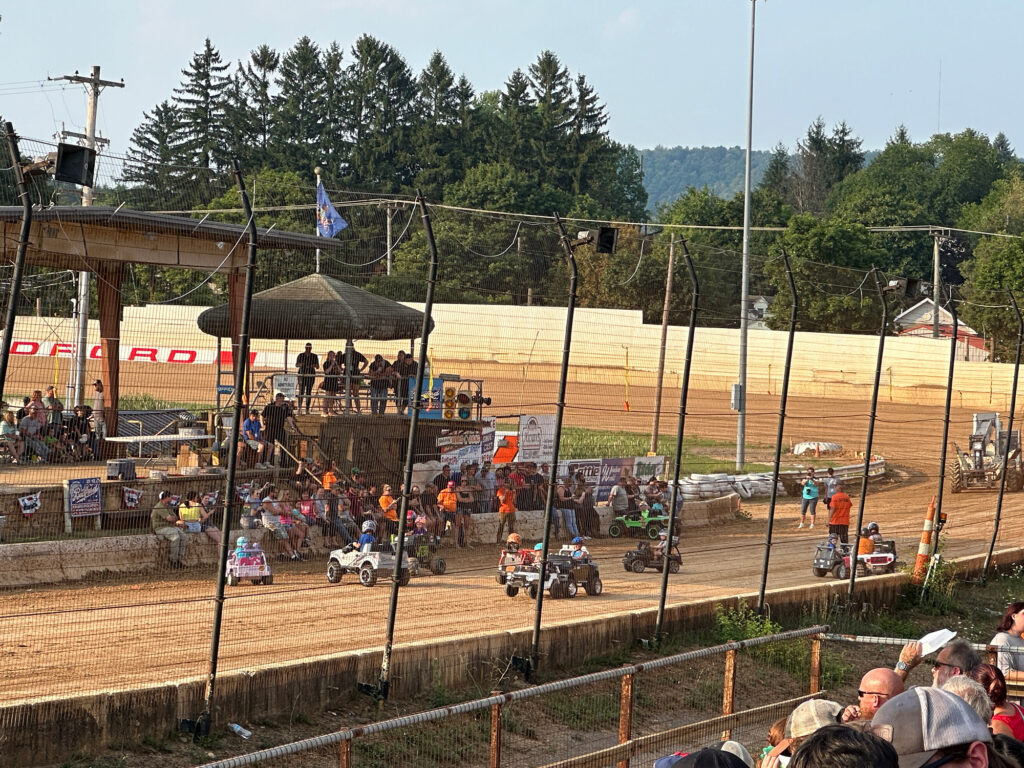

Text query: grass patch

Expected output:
[543,690,620,730]
[353,717,489,768]
[118,393,213,412]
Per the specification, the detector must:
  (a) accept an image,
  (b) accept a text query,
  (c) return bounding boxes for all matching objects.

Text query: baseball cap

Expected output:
[707,741,754,768]
[447,480,455,488]
[93,379,102,385]
[871,687,991,768]
[785,699,844,738]
[654,748,748,768]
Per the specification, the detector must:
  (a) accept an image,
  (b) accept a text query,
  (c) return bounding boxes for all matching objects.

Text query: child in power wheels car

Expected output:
[357,519,377,552]
[653,528,669,558]
[570,536,589,558]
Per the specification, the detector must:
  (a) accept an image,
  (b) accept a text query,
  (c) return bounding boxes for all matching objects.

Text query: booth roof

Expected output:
[196,273,431,341]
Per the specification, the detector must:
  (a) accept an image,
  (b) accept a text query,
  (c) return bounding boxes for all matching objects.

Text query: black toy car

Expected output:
[621,540,681,574]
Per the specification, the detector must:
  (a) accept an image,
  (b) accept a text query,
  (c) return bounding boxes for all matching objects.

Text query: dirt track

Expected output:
[2,378,1022,704]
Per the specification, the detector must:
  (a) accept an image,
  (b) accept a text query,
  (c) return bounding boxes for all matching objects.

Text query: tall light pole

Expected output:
[736,0,757,470]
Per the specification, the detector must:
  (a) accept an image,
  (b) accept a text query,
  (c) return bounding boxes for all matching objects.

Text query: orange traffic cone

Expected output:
[912,496,937,584]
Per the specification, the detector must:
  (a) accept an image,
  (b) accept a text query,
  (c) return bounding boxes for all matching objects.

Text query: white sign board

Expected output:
[273,374,298,399]
[517,414,556,463]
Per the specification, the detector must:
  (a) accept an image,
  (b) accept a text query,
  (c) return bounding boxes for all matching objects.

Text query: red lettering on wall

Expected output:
[49,343,74,356]
[218,350,257,366]
[89,345,103,359]
[128,348,158,362]
[11,341,39,355]
[167,349,197,364]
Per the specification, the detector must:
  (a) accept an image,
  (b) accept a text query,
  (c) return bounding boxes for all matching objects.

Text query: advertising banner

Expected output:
[633,455,667,481]
[517,414,556,463]
[272,374,298,399]
[66,477,102,518]
[596,458,634,502]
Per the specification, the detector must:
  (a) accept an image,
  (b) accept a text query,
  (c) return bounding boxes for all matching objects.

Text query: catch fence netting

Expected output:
[2,130,1024,765]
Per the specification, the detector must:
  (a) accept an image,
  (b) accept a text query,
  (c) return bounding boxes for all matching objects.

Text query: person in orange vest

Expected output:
[379,483,399,537]
[437,480,458,541]
[827,482,852,543]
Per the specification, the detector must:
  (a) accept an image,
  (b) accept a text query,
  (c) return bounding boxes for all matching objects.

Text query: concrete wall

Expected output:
[3,304,1015,411]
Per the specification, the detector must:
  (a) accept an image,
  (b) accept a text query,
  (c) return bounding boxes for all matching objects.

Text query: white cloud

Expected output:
[604,7,640,38]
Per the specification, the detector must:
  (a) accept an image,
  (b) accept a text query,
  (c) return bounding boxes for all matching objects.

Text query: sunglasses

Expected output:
[932,660,958,671]
[857,689,890,699]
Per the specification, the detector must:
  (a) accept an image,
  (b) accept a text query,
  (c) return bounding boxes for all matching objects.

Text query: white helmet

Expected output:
[361,520,377,533]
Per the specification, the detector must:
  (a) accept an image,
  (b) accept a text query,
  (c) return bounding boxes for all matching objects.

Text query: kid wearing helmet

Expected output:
[653,528,669,557]
[358,519,377,552]
[570,536,589,559]
[505,533,522,552]
[867,521,884,544]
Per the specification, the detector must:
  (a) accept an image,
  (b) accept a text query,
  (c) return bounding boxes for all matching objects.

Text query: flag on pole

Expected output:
[123,487,144,509]
[316,181,348,238]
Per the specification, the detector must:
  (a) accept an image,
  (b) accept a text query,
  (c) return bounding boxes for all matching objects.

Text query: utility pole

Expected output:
[56,66,124,405]
[650,234,675,454]
[932,233,941,338]
[314,166,322,273]
[385,205,394,276]
[736,0,757,471]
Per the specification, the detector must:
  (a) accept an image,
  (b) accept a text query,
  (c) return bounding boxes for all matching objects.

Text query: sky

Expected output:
[3,0,1024,159]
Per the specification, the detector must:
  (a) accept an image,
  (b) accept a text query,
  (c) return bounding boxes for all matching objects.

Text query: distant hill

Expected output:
[641,146,773,212]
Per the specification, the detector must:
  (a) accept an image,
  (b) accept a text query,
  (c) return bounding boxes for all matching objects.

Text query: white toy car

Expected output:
[226,539,273,586]
[326,543,412,587]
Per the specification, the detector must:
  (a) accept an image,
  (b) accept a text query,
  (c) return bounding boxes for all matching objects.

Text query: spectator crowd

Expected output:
[293,343,419,416]
[0,381,104,464]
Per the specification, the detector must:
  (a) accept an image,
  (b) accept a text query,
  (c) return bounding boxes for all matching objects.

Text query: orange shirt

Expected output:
[828,491,852,526]
[379,494,397,522]
[496,487,516,515]
[437,488,457,513]
[322,471,338,490]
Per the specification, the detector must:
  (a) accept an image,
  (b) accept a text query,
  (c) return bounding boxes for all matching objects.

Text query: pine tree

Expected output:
[412,51,460,198]
[272,36,326,176]
[226,45,279,169]
[173,39,231,170]
[122,100,189,210]
[318,42,346,176]
[566,73,609,197]
[528,51,572,187]
[495,69,535,170]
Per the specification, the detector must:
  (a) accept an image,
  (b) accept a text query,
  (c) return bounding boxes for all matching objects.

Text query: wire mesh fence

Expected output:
[4,125,1024,765]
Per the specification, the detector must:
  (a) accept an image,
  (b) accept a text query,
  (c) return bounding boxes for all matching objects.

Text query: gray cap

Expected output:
[785,699,843,739]
[871,687,991,768]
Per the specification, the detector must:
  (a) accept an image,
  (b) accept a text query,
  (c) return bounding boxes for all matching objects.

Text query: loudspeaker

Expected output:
[54,143,96,187]
[595,226,618,254]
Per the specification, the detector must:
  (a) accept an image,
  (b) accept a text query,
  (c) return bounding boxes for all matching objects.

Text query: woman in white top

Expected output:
[991,601,1024,682]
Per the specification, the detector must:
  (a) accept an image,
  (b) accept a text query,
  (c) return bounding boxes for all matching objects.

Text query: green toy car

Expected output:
[607,504,671,540]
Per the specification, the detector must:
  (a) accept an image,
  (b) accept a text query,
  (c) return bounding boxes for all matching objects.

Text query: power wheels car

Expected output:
[504,556,579,599]
[404,533,447,576]
[495,549,533,585]
[621,541,681,574]
[226,542,273,586]
[554,546,604,595]
[812,539,897,579]
[606,505,672,540]
[326,544,412,587]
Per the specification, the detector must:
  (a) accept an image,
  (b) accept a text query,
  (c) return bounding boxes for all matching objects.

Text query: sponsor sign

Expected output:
[633,455,666,481]
[66,477,102,518]
[596,458,634,503]
[517,414,556,463]
[273,374,298,399]
[8,340,260,366]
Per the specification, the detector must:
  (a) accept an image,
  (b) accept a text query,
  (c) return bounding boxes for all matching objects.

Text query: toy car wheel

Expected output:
[263,574,273,585]
[565,576,578,598]
[668,559,681,574]
[496,572,507,585]
[585,577,603,596]
[832,563,850,580]
[431,558,447,575]
[631,559,646,574]
[397,569,411,587]
[608,522,624,538]
[812,567,828,577]
[528,584,539,600]
[359,564,378,587]
[856,562,869,577]
[646,524,661,540]
[327,560,343,584]
[549,581,563,599]
[226,573,238,587]
[505,584,519,598]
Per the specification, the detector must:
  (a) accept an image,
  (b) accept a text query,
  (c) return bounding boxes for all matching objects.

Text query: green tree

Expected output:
[411,51,462,200]
[173,39,231,170]
[765,215,886,333]
[271,36,325,176]
[122,100,190,210]
[528,51,572,187]
[225,44,279,169]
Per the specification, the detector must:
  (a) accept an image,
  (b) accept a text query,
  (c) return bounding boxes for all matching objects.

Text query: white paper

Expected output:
[918,628,957,657]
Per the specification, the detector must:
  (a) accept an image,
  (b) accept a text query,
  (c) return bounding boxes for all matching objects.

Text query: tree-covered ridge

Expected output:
[125,36,647,222]
[640,146,773,210]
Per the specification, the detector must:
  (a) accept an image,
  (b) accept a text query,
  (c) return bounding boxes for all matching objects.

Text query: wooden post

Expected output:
[338,737,352,768]
[810,636,823,694]
[96,262,123,451]
[721,648,737,741]
[617,671,634,768]
[490,691,503,768]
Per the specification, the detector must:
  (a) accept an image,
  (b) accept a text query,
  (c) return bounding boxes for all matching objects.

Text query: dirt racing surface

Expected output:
[2,380,1021,704]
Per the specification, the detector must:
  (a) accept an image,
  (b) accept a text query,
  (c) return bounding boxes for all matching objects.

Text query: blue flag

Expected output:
[316,180,348,237]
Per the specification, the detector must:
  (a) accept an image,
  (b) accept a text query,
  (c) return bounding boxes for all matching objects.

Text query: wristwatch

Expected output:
[896,660,909,672]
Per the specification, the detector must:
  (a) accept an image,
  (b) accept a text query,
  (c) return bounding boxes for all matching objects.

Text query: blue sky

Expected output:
[3,1,1023,158]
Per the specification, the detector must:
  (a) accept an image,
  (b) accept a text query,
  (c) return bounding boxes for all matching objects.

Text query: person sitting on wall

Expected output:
[179,489,222,545]
[238,408,267,467]
[152,490,187,569]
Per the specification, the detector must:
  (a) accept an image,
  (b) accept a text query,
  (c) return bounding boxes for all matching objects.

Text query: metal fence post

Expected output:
[617,670,634,768]
[810,635,823,694]
[721,648,737,741]
[490,690,503,768]
[339,737,352,768]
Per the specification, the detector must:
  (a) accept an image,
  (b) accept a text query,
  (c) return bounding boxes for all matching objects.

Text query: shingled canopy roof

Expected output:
[196,273,431,341]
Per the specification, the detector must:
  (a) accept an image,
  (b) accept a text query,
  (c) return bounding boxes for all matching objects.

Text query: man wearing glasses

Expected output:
[894,638,981,687]
[841,667,904,722]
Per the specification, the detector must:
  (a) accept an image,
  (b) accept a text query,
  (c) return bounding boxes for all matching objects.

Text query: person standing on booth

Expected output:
[295,343,319,415]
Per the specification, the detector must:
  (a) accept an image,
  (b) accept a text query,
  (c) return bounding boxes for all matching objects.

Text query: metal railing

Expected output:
[197,625,828,768]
